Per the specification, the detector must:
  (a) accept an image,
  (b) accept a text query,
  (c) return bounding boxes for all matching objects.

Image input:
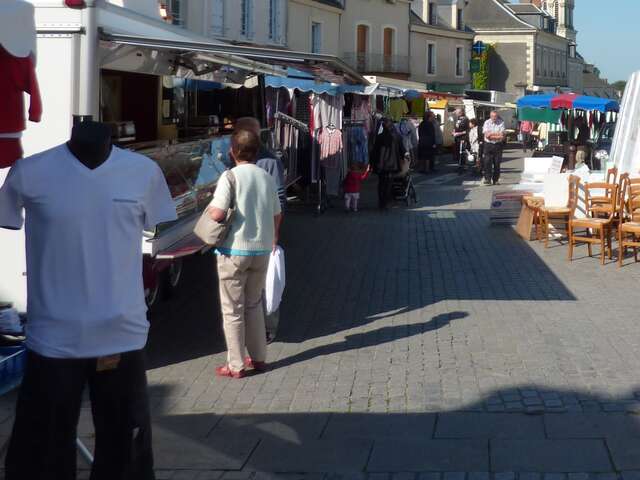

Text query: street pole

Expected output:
[78,0,99,119]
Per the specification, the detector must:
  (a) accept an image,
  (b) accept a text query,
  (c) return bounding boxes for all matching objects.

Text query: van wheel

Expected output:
[145,278,161,307]
[168,259,183,289]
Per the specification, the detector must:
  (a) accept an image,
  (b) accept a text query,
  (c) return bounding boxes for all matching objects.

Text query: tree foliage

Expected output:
[612,80,627,93]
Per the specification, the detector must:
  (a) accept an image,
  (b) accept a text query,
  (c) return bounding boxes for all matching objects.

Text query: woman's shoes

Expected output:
[215,365,246,379]
[245,357,269,372]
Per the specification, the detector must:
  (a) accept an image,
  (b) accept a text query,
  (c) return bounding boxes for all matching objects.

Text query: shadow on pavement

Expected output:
[133,384,640,474]
[268,312,468,370]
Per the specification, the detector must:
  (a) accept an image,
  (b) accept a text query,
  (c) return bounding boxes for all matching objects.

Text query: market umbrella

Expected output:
[516,93,556,109]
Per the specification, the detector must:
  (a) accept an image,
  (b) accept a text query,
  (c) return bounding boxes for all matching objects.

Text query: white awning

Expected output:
[98,2,286,81]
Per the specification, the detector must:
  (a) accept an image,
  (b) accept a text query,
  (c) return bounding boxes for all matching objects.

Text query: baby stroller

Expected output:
[392,153,418,206]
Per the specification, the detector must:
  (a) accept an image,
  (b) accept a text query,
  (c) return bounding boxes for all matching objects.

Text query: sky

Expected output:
[574,0,639,83]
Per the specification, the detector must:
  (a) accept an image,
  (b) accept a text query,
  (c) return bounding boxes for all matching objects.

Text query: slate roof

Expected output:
[464,0,535,30]
[410,10,473,34]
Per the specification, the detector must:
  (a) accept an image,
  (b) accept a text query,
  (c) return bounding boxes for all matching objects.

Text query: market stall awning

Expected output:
[100,30,287,82]
[265,68,376,95]
[518,107,562,123]
[516,94,556,109]
[517,93,619,113]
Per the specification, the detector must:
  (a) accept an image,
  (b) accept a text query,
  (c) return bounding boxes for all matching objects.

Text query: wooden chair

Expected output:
[590,166,618,214]
[568,180,618,265]
[618,174,640,267]
[539,175,580,248]
[522,195,545,240]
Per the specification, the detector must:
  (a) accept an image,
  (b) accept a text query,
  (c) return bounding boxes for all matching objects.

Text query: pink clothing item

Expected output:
[520,121,533,134]
[0,46,42,134]
[343,170,370,194]
[318,127,343,169]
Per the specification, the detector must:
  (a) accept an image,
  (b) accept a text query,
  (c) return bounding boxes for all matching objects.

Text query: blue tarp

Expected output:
[571,96,619,113]
[516,93,556,109]
[516,93,619,112]
[265,68,368,96]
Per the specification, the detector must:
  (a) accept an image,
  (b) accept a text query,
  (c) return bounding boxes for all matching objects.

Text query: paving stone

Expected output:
[606,437,640,470]
[245,438,372,473]
[490,439,613,472]
[322,413,436,439]
[367,440,488,472]
[544,414,640,439]
[434,413,545,439]
[211,414,329,442]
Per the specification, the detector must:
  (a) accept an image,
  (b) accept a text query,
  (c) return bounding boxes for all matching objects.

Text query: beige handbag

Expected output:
[193,170,236,246]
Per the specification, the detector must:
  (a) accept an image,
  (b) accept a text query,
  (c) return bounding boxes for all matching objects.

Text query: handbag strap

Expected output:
[226,169,237,209]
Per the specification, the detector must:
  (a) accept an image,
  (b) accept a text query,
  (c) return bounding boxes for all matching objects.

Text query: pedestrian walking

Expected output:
[235,117,286,344]
[468,118,483,176]
[343,163,371,212]
[372,118,405,210]
[418,111,437,173]
[519,120,533,152]
[208,129,282,378]
[453,108,470,175]
[482,110,506,185]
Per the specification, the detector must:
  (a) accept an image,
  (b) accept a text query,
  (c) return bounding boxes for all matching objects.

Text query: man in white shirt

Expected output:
[0,134,177,479]
[482,110,506,185]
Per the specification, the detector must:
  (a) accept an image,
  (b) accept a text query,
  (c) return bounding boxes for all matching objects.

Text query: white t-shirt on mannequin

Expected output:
[0,144,177,358]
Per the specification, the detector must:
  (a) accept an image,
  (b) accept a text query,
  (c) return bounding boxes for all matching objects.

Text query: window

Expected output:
[455,46,463,77]
[356,24,369,71]
[241,0,253,38]
[163,0,184,26]
[428,2,437,25]
[456,9,463,31]
[211,0,225,36]
[311,22,322,54]
[269,0,280,42]
[383,27,394,71]
[427,42,436,75]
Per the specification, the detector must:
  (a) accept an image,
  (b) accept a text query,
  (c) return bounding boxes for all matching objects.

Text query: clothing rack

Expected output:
[274,112,309,133]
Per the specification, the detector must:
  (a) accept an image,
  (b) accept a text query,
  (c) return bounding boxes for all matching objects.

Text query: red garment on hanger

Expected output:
[0,46,41,168]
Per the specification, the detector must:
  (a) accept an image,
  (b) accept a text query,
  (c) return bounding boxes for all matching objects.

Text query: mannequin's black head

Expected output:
[67,121,113,170]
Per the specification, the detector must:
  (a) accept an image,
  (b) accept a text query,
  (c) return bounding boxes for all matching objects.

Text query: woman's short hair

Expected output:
[231,129,260,163]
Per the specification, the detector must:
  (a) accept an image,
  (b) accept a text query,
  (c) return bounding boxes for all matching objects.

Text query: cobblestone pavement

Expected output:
[3,149,640,478]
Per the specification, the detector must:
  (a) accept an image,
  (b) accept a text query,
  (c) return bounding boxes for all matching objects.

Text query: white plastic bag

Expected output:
[265,246,285,315]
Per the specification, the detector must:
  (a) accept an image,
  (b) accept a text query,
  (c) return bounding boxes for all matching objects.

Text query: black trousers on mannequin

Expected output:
[5,350,155,480]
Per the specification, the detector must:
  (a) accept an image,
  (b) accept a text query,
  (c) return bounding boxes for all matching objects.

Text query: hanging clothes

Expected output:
[348,126,369,166]
[409,98,426,117]
[318,127,343,169]
[312,94,344,129]
[0,46,41,168]
[350,95,372,134]
[389,99,409,122]
[397,119,418,153]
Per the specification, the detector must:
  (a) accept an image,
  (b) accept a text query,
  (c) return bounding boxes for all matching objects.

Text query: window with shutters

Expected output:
[427,43,436,76]
[211,0,225,37]
[311,22,322,54]
[455,46,463,77]
[241,0,253,39]
[269,0,280,42]
[428,2,437,25]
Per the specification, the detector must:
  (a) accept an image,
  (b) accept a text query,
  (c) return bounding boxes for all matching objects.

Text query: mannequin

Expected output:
[66,120,112,170]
